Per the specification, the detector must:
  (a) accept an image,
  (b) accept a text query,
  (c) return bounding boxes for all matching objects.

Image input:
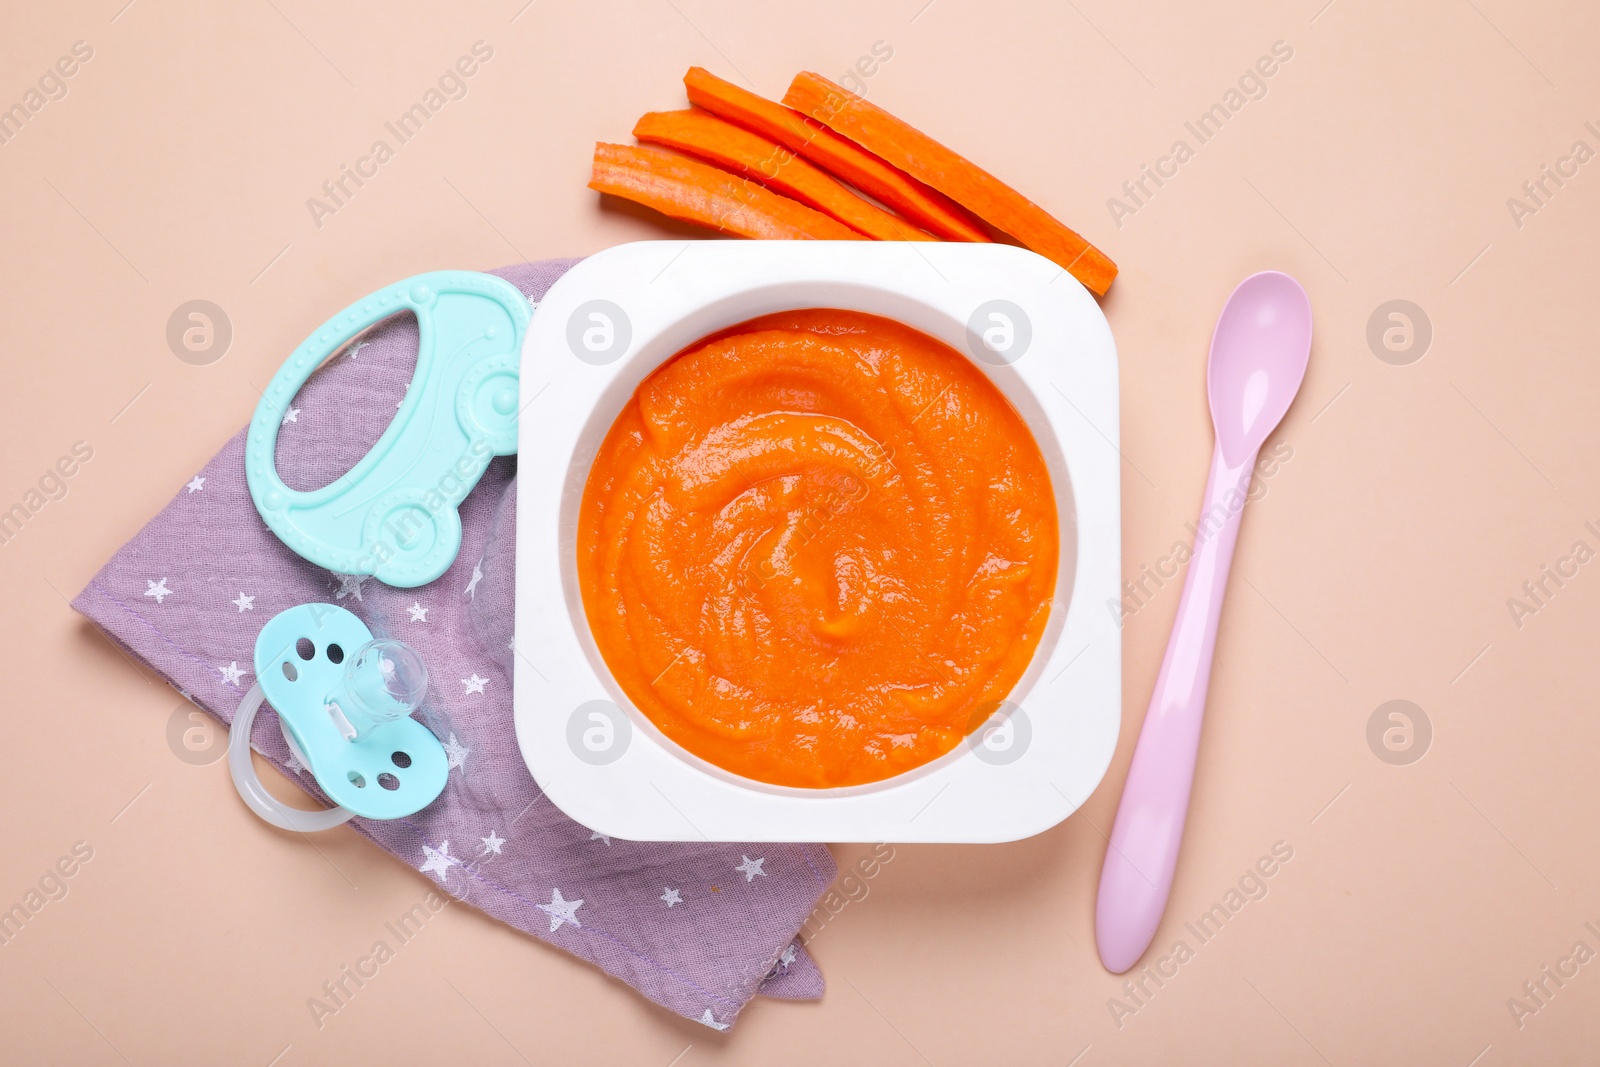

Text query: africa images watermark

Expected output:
[0,440,95,549]
[1505,120,1600,230]
[1107,840,1295,1028]
[703,42,895,232]
[306,41,495,229]
[0,39,94,148]
[1367,699,1431,766]
[798,842,896,946]
[335,437,494,580]
[1107,40,1295,228]
[1505,919,1600,1030]
[1110,441,1293,628]
[0,840,95,947]
[1504,520,1600,630]
[306,888,451,1029]
[166,299,233,366]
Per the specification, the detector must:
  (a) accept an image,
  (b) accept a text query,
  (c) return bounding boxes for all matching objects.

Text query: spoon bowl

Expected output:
[1208,271,1312,466]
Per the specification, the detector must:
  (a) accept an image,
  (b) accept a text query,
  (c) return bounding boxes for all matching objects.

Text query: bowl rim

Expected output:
[512,240,1121,842]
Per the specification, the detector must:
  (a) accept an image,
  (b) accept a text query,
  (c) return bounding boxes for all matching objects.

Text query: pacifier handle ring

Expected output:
[229,683,357,833]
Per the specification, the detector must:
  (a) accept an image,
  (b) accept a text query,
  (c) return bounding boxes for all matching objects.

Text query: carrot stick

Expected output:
[783,72,1118,295]
[683,67,989,243]
[589,142,864,241]
[633,108,933,242]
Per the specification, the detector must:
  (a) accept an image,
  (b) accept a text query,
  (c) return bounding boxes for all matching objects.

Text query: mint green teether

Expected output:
[229,604,448,825]
[246,271,529,588]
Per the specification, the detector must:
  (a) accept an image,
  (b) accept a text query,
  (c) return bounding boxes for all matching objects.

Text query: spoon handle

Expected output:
[1095,441,1255,973]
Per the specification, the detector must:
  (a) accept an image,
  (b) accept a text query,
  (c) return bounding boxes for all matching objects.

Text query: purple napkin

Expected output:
[72,259,836,1029]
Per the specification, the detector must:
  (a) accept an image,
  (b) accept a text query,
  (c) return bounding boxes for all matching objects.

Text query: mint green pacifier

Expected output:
[245,271,530,588]
[229,604,448,828]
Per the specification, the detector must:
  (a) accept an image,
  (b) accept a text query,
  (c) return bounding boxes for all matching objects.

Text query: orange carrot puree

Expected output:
[576,310,1057,788]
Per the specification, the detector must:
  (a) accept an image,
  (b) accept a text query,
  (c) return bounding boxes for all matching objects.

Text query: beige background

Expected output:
[3,0,1598,1063]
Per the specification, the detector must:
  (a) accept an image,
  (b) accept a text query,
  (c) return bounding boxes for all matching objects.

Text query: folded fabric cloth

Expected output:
[72,259,835,1029]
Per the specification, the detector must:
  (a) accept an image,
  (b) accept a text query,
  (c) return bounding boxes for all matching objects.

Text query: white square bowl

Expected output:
[513,240,1120,842]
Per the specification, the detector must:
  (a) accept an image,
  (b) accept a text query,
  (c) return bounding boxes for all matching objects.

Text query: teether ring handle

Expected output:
[248,287,425,490]
[244,271,529,588]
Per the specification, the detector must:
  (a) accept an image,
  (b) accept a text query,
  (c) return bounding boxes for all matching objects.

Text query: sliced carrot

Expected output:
[633,108,933,242]
[783,72,1117,295]
[683,67,989,243]
[589,142,864,241]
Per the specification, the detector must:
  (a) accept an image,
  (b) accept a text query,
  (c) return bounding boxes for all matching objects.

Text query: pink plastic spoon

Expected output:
[1095,271,1312,974]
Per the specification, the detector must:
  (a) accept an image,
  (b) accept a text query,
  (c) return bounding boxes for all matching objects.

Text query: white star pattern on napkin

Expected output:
[660,887,682,907]
[736,855,766,882]
[537,888,583,932]
[333,573,366,601]
[480,830,505,856]
[419,841,461,882]
[464,561,484,599]
[232,592,254,612]
[218,661,246,687]
[407,601,428,622]
[699,1009,730,1031]
[461,673,488,695]
[185,476,205,493]
[443,733,470,771]
[144,578,172,603]
[280,406,299,426]
[589,831,612,846]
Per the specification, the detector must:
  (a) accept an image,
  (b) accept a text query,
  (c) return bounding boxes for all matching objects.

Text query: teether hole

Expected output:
[326,643,344,664]
[391,751,412,768]
[296,637,315,660]
[347,771,366,788]
[277,311,418,492]
[281,661,298,682]
[378,773,400,791]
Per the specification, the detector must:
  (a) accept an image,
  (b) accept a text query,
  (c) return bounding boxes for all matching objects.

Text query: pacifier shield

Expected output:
[253,604,448,820]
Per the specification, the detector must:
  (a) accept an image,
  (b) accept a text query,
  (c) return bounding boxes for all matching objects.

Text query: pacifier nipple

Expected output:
[328,638,429,739]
